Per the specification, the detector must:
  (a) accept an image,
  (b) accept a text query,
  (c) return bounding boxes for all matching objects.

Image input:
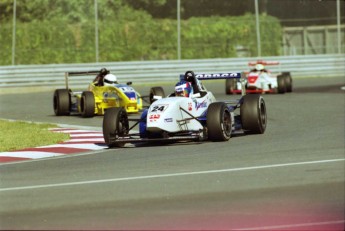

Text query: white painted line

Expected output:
[40,143,107,149]
[63,138,105,143]
[235,220,345,230]
[0,158,343,192]
[0,149,106,166]
[53,129,102,134]
[0,151,64,159]
[54,124,102,131]
[69,133,103,137]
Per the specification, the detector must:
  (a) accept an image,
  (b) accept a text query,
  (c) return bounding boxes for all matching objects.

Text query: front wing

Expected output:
[106,131,203,145]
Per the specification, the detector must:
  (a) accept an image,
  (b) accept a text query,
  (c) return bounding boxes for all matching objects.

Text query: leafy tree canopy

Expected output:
[1,0,343,26]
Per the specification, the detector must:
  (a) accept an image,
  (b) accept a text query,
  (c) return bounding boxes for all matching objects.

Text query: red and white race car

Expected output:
[225,60,293,94]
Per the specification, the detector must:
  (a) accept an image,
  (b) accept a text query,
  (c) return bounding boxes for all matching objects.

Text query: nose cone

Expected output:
[146,97,186,133]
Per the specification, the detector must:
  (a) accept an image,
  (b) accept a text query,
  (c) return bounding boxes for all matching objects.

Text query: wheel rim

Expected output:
[53,95,58,112]
[119,111,128,136]
[222,109,231,137]
[81,95,85,112]
[259,99,267,128]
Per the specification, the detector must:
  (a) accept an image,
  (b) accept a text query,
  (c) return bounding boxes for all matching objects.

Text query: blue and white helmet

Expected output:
[175,80,193,97]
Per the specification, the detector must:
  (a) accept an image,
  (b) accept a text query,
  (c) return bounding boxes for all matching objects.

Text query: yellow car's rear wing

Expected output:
[64,71,100,89]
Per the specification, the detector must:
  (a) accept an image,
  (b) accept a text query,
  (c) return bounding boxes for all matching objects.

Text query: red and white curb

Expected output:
[0,128,107,163]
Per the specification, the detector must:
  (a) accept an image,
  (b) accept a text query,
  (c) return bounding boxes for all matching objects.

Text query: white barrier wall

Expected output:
[0,54,344,88]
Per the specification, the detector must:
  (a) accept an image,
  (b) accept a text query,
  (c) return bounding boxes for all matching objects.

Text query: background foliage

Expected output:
[2,0,339,65]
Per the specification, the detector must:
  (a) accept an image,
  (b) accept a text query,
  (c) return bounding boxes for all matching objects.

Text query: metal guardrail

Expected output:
[0,54,344,89]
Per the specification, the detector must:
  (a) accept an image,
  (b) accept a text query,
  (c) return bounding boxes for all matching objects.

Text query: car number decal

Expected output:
[150,104,168,113]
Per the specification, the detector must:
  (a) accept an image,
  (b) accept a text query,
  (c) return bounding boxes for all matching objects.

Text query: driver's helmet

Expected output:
[103,74,118,86]
[185,71,194,82]
[100,68,109,76]
[175,80,193,97]
[255,64,265,71]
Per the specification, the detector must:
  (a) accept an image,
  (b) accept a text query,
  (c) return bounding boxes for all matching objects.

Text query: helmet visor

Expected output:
[104,79,117,85]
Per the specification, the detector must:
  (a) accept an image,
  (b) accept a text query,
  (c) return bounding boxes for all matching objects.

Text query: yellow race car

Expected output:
[53,71,165,117]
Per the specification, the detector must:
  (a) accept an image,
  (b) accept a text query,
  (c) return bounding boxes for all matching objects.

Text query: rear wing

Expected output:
[179,72,246,95]
[179,72,242,81]
[248,60,280,66]
[64,71,100,89]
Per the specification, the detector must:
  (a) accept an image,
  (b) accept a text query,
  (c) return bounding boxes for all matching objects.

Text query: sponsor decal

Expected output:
[149,114,160,122]
[149,114,160,120]
[103,92,117,98]
[248,76,258,84]
[120,86,135,92]
[165,118,173,122]
[194,100,208,110]
[196,73,241,79]
[124,92,136,100]
[179,73,241,80]
[188,102,192,111]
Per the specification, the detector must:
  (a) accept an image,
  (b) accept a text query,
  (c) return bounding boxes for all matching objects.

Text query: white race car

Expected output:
[103,71,267,147]
[226,60,293,94]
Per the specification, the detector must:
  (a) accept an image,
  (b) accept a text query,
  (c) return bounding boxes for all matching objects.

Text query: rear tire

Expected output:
[207,102,232,141]
[150,86,165,104]
[225,79,238,95]
[240,94,267,134]
[80,91,95,118]
[53,89,70,116]
[103,107,129,147]
[277,75,286,94]
[283,72,293,93]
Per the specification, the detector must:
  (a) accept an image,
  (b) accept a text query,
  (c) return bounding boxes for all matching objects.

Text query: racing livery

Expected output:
[103,71,267,147]
[53,71,164,117]
[226,60,293,94]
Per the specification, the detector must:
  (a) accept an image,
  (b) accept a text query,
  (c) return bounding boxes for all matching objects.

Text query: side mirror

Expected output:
[153,95,162,100]
[150,95,162,104]
[126,81,132,85]
[191,93,201,98]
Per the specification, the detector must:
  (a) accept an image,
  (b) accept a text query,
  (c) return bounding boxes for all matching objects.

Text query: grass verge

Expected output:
[0,119,70,152]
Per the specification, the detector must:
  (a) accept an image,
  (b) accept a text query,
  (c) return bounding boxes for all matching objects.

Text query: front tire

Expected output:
[53,89,70,116]
[240,94,267,134]
[103,107,129,148]
[207,102,232,141]
[150,86,165,104]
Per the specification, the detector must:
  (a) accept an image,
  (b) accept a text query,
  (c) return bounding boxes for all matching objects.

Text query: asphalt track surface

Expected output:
[0,77,344,230]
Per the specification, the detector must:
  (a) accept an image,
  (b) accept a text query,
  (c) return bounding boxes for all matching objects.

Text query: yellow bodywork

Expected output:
[78,83,143,115]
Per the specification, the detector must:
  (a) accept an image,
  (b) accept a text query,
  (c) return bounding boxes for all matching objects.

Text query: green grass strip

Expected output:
[0,120,70,152]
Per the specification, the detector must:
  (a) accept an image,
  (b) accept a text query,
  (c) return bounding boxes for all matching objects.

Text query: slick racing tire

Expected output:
[225,78,238,95]
[150,86,165,104]
[103,107,129,148]
[282,72,293,93]
[240,94,267,134]
[277,75,286,94]
[53,89,71,116]
[80,91,95,118]
[207,102,232,141]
